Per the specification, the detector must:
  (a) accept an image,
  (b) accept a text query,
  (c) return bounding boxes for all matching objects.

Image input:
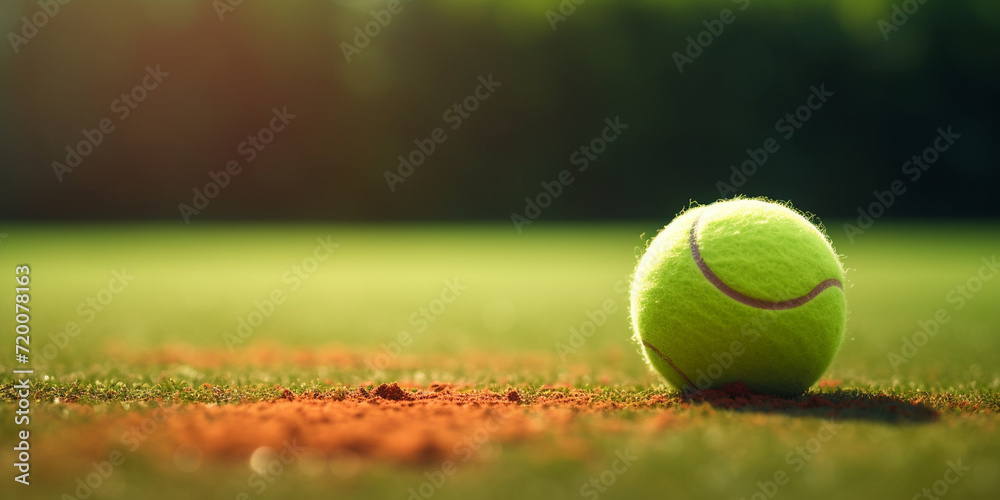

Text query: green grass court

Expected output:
[1,222,999,499]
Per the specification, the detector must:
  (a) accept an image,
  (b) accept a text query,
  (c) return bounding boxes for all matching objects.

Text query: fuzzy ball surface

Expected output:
[630,198,847,396]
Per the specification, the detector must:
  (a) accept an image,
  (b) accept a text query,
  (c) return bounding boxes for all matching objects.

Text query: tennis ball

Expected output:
[630,198,846,396]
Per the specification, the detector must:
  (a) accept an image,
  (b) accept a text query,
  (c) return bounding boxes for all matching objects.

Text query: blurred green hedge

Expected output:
[1,0,997,221]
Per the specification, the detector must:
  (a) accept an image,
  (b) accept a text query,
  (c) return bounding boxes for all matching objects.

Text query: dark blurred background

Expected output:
[0,0,997,222]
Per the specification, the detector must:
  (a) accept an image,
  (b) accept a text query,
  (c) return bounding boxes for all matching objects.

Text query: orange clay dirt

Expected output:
[31,378,980,479]
[27,346,992,478]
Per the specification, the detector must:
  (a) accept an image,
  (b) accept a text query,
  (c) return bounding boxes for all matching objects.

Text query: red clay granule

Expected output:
[506,390,521,403]
[374,382,411,401]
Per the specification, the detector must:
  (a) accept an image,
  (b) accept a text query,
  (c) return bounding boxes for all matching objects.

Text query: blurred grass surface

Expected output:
[1,222,998,385]
[0,222,998,499]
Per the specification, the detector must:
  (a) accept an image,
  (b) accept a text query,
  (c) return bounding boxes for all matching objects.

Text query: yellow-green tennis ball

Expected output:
[630,198,846,396]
